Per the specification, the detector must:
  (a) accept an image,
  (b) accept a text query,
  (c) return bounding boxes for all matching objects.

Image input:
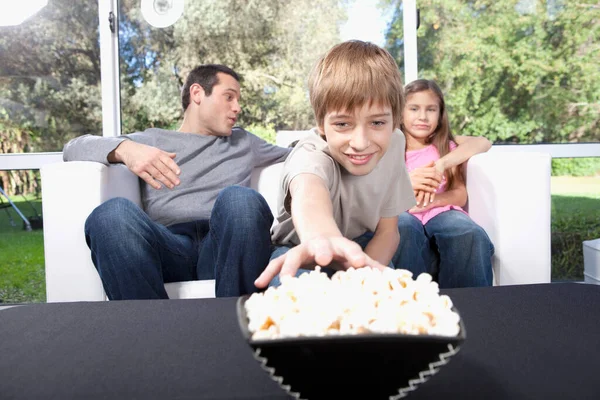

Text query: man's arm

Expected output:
[255,173,386,288]
[63,134,181,190]
[109,140,181,190]
[250,133,292,167]
[363,216,399,266]
[63,134,128,164]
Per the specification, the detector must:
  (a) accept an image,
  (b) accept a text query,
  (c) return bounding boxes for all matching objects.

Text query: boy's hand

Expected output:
[111,141,181,190]
[254,236,387,288]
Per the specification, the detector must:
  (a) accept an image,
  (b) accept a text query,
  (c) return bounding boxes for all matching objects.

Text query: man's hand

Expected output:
[254,236,387,288]
[110,141,181,190]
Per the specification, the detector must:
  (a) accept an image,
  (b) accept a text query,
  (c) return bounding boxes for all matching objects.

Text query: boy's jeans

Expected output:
[392,210,494,288]
[84,186,273,299]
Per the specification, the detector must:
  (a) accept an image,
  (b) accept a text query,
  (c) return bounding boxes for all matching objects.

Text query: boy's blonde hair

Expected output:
[308,40,404,130]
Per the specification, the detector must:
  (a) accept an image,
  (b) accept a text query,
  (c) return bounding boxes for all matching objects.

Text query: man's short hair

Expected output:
[181,64,241,111]
[308,40,404,129]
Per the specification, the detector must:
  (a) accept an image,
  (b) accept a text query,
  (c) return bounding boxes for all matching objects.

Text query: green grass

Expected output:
[0,197,45,303]
[550,176,600,281]
[0,177,598,303]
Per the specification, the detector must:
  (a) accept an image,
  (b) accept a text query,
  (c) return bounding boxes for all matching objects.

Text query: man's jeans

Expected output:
[393,210,494,288]
[84,186,273,299]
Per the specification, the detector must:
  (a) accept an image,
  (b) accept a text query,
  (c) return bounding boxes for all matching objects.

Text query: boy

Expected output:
[255,40,415,288]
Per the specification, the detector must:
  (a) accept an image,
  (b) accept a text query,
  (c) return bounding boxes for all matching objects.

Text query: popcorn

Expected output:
[245,267,461,340]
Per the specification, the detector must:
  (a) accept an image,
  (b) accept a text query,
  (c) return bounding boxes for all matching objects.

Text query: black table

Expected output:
[1,283,599,399]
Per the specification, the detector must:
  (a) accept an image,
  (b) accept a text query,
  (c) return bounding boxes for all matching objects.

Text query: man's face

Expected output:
[198,72,241,137]
[322,102,394,176]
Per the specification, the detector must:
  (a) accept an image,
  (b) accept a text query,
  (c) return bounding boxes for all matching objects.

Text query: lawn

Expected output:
[550,176,600,281]
[0,197,45,303]
[0,176,598,303]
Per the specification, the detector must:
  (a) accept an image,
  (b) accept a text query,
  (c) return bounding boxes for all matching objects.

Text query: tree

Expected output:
[118,0,345,133]
[0,0,102,152]
[384,0,600,144]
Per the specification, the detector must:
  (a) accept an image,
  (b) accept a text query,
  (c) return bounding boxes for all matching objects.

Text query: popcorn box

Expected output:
[237,268,466,400]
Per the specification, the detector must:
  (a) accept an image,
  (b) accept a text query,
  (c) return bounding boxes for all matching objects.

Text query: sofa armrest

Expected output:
[251,162,284,225]
[41,161,141,302]
[466,152,551,285]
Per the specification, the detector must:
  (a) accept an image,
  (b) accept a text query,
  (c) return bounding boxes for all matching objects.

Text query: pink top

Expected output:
[405,142,468,225]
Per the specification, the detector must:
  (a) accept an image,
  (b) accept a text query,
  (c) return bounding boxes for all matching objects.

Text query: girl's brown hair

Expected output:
[402,79,461,189]
[308,40,404,131]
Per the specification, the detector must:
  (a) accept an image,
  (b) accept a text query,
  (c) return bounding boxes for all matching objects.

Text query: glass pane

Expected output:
[0,169,45,303]
[384,0,600,145]
[0,0,101,154]
[551,158,600,281]
[118,0,396,141]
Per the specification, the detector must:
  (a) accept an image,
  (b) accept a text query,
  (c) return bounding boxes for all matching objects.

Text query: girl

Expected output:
[392,79,494,288]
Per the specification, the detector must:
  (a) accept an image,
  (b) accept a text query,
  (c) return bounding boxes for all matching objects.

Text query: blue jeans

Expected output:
[268,232,379,287]
[393,210,494,288]
[84,186,273,299]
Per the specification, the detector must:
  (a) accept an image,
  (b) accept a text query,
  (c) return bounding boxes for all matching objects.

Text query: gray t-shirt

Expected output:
[63,127,291,226]
[271,129,415,245]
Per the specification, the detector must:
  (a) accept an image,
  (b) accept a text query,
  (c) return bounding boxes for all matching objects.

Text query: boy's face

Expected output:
[321,102,394,176]
[197,72,241,136]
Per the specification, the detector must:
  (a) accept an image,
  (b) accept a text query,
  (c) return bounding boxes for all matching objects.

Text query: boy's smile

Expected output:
[322,103,394,176]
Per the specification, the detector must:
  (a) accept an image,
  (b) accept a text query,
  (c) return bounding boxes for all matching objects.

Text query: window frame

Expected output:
[0,0,598,172]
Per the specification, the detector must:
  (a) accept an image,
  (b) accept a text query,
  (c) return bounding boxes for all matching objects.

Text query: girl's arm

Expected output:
[411,173,468,212]
[363,216,400,266]
[417,136,491,206]
[435,135,491,172]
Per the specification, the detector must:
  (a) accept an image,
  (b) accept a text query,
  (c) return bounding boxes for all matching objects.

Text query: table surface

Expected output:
[1,283,599,399]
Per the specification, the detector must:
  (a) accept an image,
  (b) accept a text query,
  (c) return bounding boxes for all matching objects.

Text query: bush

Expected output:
[551,158,600,177]
[246,124,277,144]
[551,195,600,281]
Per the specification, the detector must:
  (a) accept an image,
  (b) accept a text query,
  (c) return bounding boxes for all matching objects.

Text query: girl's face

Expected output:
[403,90,441,146]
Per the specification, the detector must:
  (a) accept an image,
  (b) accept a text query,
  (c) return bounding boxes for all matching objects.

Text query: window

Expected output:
[0,0,102,153]
[0,0,100,303]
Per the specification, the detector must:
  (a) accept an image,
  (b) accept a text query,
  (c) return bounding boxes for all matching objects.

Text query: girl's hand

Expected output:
[414,190,435,208]
[409,197,440,213]
[409,161,443,193]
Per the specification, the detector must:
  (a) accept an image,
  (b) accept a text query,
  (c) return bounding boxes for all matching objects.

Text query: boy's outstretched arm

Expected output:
[254,173,386,288]
[363,216,399,266]
[288,173,342,242]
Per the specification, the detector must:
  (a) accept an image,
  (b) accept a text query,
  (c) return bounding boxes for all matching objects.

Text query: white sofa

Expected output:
[41,132,552,302]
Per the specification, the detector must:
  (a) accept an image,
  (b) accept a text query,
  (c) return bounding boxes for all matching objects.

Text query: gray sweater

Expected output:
[63,128,291,226]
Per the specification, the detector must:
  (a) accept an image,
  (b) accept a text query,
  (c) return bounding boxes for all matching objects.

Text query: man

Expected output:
[63,64,291,299]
